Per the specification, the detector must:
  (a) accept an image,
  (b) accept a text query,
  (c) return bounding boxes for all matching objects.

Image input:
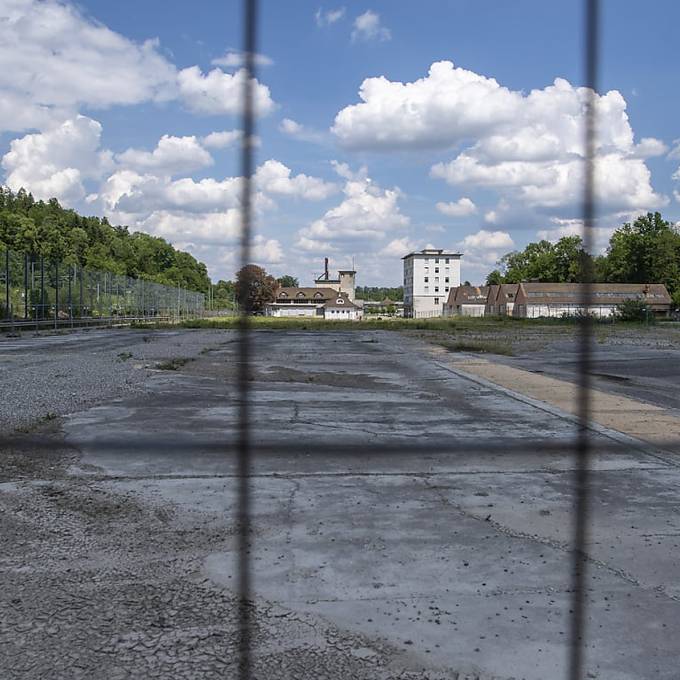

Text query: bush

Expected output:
[616,299,655,323]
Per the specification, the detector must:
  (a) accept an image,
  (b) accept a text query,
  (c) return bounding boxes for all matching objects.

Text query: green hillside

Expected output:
[0,187,209,293]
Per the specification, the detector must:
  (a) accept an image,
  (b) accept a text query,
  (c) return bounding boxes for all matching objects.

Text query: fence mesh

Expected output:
[1,1,642,679]
[0,247,205,322]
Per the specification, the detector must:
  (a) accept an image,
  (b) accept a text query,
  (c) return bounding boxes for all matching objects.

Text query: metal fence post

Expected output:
[4,249,9,321]
[54,260,59,330]
[40,256,45,322]
[69,265,73,328]
[24,252,28,320]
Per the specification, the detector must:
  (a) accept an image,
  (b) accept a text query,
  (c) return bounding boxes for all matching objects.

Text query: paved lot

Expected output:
[1,329,680,679]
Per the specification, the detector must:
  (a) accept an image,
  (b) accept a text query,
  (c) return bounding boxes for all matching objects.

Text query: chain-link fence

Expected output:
[0,247,205,323]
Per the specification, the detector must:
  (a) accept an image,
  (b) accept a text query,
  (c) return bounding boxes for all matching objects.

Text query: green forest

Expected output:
[0,187,210,293]
[486,212,680,305]
[355,286,404,301]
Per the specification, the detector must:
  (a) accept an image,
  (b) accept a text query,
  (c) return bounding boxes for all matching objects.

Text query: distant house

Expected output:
[443,285,489,317]
[265,287,361,320]
[513,282,672,318]
[485,284,501,315]
[493,284,519,316]
[314,257,357,301]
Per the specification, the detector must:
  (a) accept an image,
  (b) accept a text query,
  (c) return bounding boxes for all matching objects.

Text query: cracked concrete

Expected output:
[1,329,680,679]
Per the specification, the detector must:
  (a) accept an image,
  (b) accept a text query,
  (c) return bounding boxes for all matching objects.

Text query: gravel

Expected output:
[0,328,232,433]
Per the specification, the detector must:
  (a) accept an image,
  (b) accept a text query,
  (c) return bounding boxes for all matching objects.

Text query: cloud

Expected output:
[436,197,477,217]
[0,0,176,132]
[279,118,326,144]
[295,236,338,253]
[380,237,418,257]
[352,10,391,42]
[177,66,275,116]
[458,229,514,251]
[631,137,668,158]
[667,139,680,161]
[211,51,273,68]
[298,164,408,243]
[116,135,213,175]
[454,229,515,280]
[2,115,113,202]
[201,130,243,149]
[315,7,346,26]
[254,159,338,200]
[333,61,667,219]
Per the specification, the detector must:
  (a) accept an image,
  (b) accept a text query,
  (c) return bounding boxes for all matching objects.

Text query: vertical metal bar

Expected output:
[24,253,28,320]
[237,0,257,677]
[54,261,59,330]
[69,265,73,328]
[568,1,599,679]
[40,257,45,322]
[4,249,9,320]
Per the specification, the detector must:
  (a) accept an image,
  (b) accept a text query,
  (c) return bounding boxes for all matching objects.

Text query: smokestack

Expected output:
[324,257,329,280]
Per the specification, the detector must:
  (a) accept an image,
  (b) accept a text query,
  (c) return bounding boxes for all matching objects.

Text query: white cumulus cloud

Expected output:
[116,135,213,176]
[333,60,667,220]
[254,159,338,200]
[0,0,177,132]
[201,130,243,149]
[436,197,477,217]
[2,115,113,203]
[380,237,418,257]
[298,164,408,243]
[177,66,275,117]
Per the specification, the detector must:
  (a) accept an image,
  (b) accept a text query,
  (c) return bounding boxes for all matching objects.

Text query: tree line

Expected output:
[486,212,680,305]
[0,187,210,292]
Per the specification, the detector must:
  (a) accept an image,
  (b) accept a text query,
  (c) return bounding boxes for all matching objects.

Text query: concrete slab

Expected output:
[3,329,680,679]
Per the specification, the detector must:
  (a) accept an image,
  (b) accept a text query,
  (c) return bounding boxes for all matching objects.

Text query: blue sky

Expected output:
[1,0,679,286]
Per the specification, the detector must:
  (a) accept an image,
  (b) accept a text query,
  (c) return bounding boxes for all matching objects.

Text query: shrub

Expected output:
[616,299,654,323]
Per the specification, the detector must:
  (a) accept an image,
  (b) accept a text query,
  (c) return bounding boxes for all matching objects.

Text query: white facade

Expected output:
[458,304,486,317]
[403,249,462,318]
[522,304,616,319]
[267,305,320,318]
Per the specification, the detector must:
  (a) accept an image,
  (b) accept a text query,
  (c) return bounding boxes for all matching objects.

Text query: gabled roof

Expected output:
[515,282,672,306]
[493,283,520,303]
[453,285,489,304]
[275,287,337,302]
[323,292,359,309]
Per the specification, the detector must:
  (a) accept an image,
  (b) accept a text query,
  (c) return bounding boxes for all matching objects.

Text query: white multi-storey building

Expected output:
[402,248,462,318]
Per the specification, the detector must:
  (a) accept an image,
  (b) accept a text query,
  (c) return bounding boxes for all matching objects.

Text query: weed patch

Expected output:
[156,357,193,371]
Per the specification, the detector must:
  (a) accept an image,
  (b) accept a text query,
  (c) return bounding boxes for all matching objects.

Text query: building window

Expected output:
[435,287,439,292]
[435,258,439,264]
[445,287,449,292]
[445,258,450,264]
[435,277,439,283]
[434,297,439,305]
[424,286,429,293]
[435,267,439,273]
[424,277,428,283]
[336,298,344,304]
[296,292,306,298]
[445,277,449,283]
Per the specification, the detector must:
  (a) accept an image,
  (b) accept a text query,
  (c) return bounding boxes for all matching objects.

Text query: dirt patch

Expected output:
[1,418,80,482]
[261,365,392,389]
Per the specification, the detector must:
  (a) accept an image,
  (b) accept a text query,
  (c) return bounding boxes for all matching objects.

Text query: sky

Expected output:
[1,0,679,287]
